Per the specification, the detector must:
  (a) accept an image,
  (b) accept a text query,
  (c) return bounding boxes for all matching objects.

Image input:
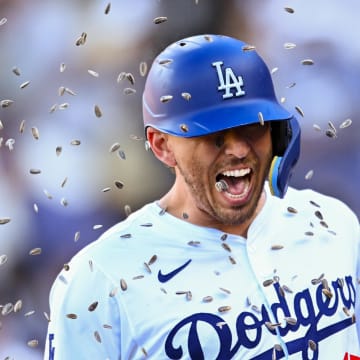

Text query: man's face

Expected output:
[168,122,273,229]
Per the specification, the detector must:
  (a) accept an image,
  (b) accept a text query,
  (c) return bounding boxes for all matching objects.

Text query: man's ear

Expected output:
[146,127,177,167]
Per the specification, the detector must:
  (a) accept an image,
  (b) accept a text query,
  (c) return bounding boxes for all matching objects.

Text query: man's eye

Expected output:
[214,135,224,148]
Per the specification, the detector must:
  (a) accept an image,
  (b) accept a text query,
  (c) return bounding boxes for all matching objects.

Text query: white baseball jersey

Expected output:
[44,185,360,359]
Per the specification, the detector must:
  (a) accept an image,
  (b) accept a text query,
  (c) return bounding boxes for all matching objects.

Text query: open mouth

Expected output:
[215,168,251,199]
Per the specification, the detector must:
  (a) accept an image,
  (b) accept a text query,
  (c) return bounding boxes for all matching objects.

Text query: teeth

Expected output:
[222,168,250,177]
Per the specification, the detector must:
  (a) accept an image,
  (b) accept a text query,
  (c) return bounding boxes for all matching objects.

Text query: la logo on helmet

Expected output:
[212,61,246,99]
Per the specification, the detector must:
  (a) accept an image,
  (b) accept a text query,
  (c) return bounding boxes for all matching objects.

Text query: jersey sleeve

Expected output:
[356,223,360,342]
[43,257,121,360]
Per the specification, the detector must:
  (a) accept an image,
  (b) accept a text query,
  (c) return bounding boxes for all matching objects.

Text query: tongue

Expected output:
[222,176,248,195]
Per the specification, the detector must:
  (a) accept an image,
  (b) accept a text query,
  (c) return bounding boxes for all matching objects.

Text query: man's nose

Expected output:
[223,131,250,159]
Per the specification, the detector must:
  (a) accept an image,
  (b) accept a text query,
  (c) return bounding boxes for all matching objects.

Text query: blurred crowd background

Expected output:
[0,0,359,358]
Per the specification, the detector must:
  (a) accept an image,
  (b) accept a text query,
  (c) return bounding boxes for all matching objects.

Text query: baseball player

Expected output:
[44,34,360,359]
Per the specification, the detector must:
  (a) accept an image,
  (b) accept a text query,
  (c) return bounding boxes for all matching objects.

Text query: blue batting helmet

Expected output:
[142,34,300,198]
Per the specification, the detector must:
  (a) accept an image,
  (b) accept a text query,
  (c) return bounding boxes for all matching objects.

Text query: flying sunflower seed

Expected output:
[33,203,39,213]
[308,339,317,351]
[182,212,189,219]
[70,139,81,145]
[29,168,41,175]
[295,105,304,117]
[258,111,264,126]
[60,176,68,188]
[287,206,298,214]
[343,306,351,317]
[284,42,296,50]
[20,81,30,89]
[339,118,352,129]
[94,105,102,118]
[133,275,144,280]
[60,63,66,73]
[29,247,42,256]
[13,299,23,313]
[313,124,321,131]
[93,224,103,230]
[0,17,7,26]
[74,231,80,242]
[1,303,13,316]
[265,321,281,331]
[88,69,99,77]
[27,339,39,348]
[284,6,295,13]
[55,146,62,156]
[271,67,279,75]
[325,129,337,138]
[219,287,231,294]
[59,102,69,110]
[109,142,121,153]
[120,278,127,291]
[118,149,126,160]
[19,120,26,133]
[204,35,213,42]
[153,16,168,24]
[88,301,98,312]
[144,262,151,274]
[94,331,102,343]
[124,204,132,217]
[123,87,136,95]
[328,121,337,133]
[188,240,200,247]
[12,66,21,76]
[44,311,51,322]
[180,124,188,132]
[0,217,11,225]
[221,242,232,252]
[218,305,231,313]
[125,73,135,85]
[1,99,14,108]
[158,59,173,66]
[101,187,111,193]
[271,244,284,250]
[284,317,297,325]
[139,61,148,77]
[160,95,173,103]
[65,87,76,96]
[66,313,78,319]
[103,324,112,329]
[75,32,87,46]
[49,104,58,113]
[301,59,314,66]
[31,127,40,140]
[202,295,213,303]
[0,254,8,266]
[181,92,191,101]
[104,2,111,14]
[263,279,274,287]
[109,287,118,297]
[242,44,256,52]
[229,255,236,264]
[63,263,70,271]
[60,198,68,207]
[305,169,314,180]
[114,180,124,189]
[148,254,158,265]
[0,120,3,130]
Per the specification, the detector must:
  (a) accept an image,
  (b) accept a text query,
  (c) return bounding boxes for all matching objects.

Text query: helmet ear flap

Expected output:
[268,117,301,198]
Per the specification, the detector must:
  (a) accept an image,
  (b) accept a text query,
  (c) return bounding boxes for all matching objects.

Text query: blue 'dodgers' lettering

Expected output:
[165,275,357,360]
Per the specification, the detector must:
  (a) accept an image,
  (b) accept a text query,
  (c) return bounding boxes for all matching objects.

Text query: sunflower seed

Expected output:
[109,142,121,152]
[295,105,304,117]
[313,124,321,131]
[63,263,70,271]
[1,99,14,108]
[2,303,13,316]
[94,330,101,343]
[70,139,81,145]
[186,291,192,301]
[12,66,21,76]
[258,111,264,126]
[160,95,173,103]
[204,35,213,42]
[271,244,284,250]
[102,187,111,193]
[338,278,345,288]
[284,42,296,50]
[139,61,148,77]
[304,231,314,236]
[242,44,256,52]
[343,306,351,316]
[228,255,236,264]
[305,169,314,180]
[179,124,189,132]
[202,295,213,303]
[18,119,26,133]
[284,6,295,13]
[75,32,87,46]
[148,254,157,265]
[310,200,320,208]
[5,138,15,151]
[339,118,352,129]
[60,63,66,73]
[325,129,337,138]
[153,16,168,24]
[125,73,135,85]
[322,288,333,299]
[66,313,77,319]
[119,278,127,291]
[88,69,99,77]
[0,217,11,225]
[74,231,80,242]
[0,254,8,266]
[133,275,144,280]
[271,67,279,75]
[263,279,274,287]
[182,212,189,219]
[13,300,22,313]
[59,102,69,109]
[286,82,296,88]
[181,92,191,101]
[218,305,231,313]
[120,233,131,239]
[60,198,68,207]
[144,262,151,273]
[328,121,337,133]
[219,287,231,294]
[124,204,132,217]
[301,59,314,66]
[103,324,112,329]
[44,311,51,322]
[104,2,111,14]
[188,240,200,247]
[64,87,76,96]
[94,105,102,118]
[287,206,298,214]
[33,203,39,213]
[311,273,324,285]
[215,180,228,192]
[308,339,317,351]
[265,321,281,330]
[49,104,58,113]
[123,87,136,95]
[24,310,35,317]
[88,301,98,312]
[109,287,118,297]
[221,242,232,252]
[27,339,39,348]
[31,127,40,140]
[20,81,30,89]
[280,97,286,103]
[158,59,173,66]
[284,316,297,325]
[29,247,42,256]
[114,180,124,189]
